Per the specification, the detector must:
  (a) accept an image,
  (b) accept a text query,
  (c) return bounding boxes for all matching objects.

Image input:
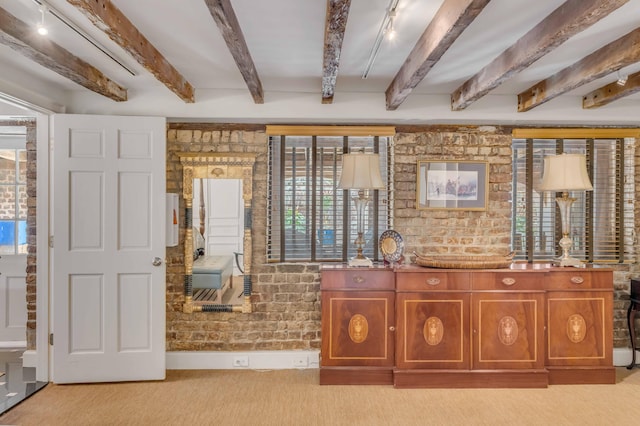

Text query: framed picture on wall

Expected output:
[417,160,488,210]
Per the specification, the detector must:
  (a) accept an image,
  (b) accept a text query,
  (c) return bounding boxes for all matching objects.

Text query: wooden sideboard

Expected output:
[319,264,614,388]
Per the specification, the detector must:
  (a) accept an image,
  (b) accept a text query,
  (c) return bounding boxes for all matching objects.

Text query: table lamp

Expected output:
[338,152,385,267]
[539,153,593,267]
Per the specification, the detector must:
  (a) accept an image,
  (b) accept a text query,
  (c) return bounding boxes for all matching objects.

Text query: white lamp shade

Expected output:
[539,153,593,192]
[338,153,385,189]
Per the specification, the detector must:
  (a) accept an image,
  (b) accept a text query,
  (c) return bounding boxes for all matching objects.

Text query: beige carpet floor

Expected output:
[1,367,639,426]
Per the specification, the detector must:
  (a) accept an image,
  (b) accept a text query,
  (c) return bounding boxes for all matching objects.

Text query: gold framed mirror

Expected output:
[178,152,256,313]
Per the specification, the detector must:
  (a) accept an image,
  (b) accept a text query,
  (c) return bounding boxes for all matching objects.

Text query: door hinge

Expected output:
[49,333,53,346]
[49,236,54,248]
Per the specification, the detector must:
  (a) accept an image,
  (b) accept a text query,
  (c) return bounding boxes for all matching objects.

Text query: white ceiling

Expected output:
[1,0,640,124]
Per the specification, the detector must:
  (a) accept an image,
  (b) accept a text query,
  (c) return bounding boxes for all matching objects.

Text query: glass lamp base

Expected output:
[553,256,584,268]
[347,256,373,267]
[554,235,584,268]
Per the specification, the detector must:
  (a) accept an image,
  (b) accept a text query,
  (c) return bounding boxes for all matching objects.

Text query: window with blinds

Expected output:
[267,130,392,262]
[512,136,634,263]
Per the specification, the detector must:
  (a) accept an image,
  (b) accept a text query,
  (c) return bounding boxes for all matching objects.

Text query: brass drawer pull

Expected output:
[570,276,584,284]
[502,277,516,286]
[353,275,365,284]
[426,277,441,286]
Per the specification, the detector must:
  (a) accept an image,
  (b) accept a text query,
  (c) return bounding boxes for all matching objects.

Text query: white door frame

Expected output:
[1,94,61,382]
[0,111,50,383]
[35,113,49,382]
[21,113,50,382]
[15,112,50,383]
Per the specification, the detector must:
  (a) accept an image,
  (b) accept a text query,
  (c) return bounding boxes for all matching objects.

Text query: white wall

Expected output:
[54,88,640,126]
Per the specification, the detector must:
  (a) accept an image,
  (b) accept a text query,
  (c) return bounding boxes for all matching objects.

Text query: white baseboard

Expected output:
[166,350,320,370]
[167,348,635,370]
[21,349,37,368]
[613,347,639,367]
[18,348,636,373]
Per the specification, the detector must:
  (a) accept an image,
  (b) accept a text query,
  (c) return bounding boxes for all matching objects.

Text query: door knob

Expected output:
[152,257,163,266]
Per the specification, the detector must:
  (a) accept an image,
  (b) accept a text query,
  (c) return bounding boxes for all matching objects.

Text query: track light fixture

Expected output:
[30,0,136,76]
[386,10,396,40]
[362,0,400,79]
[616,71,628,86]
[36,5,48,36]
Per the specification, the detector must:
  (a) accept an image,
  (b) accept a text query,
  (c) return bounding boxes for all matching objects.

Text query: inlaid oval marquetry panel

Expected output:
[567,313,587,343]
[348,314,369,343]
[423,316,444,346]
[498,316,518,346]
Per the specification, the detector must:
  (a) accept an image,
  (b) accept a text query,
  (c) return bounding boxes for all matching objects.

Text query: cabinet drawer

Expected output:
[545,270,611,290]
[321,269,394,290]
[397,272,469,291]
[472,272,542,290]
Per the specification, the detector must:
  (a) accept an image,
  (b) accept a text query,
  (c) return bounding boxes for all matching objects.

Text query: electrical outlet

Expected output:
[293,355,308,368]
[232,356,249,367]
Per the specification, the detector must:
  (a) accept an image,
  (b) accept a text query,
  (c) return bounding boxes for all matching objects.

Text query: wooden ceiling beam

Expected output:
[518,27,640,112]
[67,0,194,103]
[582,69,640,109]
[321,0,351,104]
[385,0,490,111]
[0,6,126,101]
[204,0,264,104]
[451,0,629,111]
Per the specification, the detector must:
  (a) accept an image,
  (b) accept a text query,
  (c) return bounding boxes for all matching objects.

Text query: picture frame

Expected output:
[417,160,488,210]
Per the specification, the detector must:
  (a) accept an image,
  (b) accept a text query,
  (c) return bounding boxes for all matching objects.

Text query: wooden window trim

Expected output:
[512,128,640,139]
[266,125,396,137]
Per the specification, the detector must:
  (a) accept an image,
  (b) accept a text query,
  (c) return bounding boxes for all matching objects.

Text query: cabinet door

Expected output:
[546,290,613,366]
[396,292,470,369]
[472,292,545,370]
[321,291,394,367]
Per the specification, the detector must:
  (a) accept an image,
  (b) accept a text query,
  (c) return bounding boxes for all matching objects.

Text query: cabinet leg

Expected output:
[627,304,637,370]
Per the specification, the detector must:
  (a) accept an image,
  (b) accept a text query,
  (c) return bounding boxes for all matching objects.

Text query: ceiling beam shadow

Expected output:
[518,27,640,112]
[321,0,351,104]
[68,0,195,103]
[451,0,629,111]
[204,0,264,104]
[0,6,127,101]
[583,69,640,108]
[385,0,490,111]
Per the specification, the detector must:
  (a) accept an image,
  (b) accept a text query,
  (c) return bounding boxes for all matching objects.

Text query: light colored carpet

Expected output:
[1,367,639,425]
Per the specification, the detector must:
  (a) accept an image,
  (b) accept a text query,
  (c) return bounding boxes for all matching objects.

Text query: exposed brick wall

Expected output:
[25,121,37,349]
[165,125,322,351]
[0,162,22,218]
[393,127,513,257]
[166,124,637,352]
[11,120,636,355]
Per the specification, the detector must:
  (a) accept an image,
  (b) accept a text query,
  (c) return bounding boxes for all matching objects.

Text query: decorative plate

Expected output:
[379,230,404,263]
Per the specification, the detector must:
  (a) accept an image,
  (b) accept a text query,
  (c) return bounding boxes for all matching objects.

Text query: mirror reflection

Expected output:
[178,152,256,314]
[191,178,245,306]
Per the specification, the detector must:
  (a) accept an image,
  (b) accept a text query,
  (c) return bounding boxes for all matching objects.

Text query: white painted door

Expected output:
[206,179,243,273]
[0,136,27,345]
[52,114,166,383]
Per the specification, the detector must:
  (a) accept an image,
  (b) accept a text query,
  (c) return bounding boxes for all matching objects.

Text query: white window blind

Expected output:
[512,137,634,263]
